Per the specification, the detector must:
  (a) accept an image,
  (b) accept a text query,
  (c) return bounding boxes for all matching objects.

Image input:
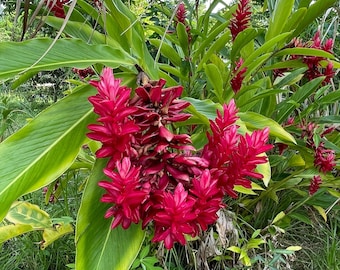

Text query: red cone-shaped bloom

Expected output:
[229,0,251,41]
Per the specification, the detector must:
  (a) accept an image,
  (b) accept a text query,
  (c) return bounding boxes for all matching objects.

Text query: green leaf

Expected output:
[204,63,223,103]
[283,8,307,33]
[5,201,52,229]
[238,111,296,144]
[286,246,302,251]
[266,0,294,41]
[0,85,97,221]
[273,68,307,88]
[313,205,327,222]
[275,76,324,123]
[233,185,257,195]
[0,38,135,80]
[231,28,261,61]
[243,32,292,69]
[197,30,231,71]
[149,39,182,67]
[251,229,261,239]
[176,22,189,57]
[193,21,229,62]
[272,211,285,224]
[0,224,34,243]
[275,48,335,59]
[246,238,266,249]
[227,246,241,253]
[292,0,338,37]
[45,16,122,49]
[76,159,145,270]
[41,223,74,249]
[256,155,271,187]
[313,116,340,124]
[183,97,222,124]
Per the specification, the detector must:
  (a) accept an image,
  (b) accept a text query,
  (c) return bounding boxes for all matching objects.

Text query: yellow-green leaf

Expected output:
[227,246,241,253]
[313,205,327,222]
[41,223,74,249]
[234,185,257,195]
[0,224,34,243]
[286,245,302,251]
[6,201,52,229]
[272,211,285,224]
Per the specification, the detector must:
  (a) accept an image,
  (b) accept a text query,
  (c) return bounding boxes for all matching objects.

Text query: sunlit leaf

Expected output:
[265,0,294,41]
[0,85,97,221]
[0,224,34,243]
[238,111,296,143]
[0,38,135,80]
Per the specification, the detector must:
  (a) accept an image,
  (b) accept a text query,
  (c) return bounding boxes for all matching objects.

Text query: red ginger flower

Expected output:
[87,68,139,165]
[314,143,336,173]
[46,0,69,18]
[299,120,336,174]
[309,175,322,195]
[73,67,95,79]
[229,0,251,41]
[231,58,247,93]
[99,157,148,229]
[87,69,273,249]
[190,170,224,232]
[202,100,273,198]
[176,3,187,25]
[152,183,197,249]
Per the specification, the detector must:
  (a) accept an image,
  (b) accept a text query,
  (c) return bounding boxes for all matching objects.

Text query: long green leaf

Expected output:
[275,48,335,59]
[0,38,135,80]
[204,63,223,103]
[76,158,145,270]
[231,28,261,61]
[265,0,294,41]
[197,30,231,71]
[238,112,296,144]
[149,39,182,67]
[275,76,324,123]
[0,85,97,221]
[292,0,337,37]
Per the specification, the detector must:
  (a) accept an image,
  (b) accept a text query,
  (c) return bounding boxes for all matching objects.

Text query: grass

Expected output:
[0,171,86,270]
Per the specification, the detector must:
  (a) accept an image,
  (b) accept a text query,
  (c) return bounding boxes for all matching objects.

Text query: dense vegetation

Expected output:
[0,0,339,269]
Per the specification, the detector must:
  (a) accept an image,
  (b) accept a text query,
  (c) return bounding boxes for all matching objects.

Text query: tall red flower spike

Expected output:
[229,0,251,41]
[309,175,322,195]
[87,68,273,249]
[231,58,247,93]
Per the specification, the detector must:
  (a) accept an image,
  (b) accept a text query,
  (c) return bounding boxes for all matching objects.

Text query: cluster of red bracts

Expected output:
[299,121,336,195]
[275,31,335,84]
[87,68,272,249]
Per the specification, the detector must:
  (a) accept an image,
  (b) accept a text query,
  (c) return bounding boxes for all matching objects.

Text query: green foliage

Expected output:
[0,0,339,269]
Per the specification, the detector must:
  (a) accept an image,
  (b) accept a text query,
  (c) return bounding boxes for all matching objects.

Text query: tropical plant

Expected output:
[0,0,339,269]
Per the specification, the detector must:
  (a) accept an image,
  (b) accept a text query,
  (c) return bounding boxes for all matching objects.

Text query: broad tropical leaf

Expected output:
[0,85,97,221]
[0,38,136,80]
[76,158,145,270]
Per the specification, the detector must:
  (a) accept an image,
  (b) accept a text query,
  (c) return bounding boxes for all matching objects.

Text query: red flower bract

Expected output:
[87,68,273,249]
[99,157,148,229]
[309,175,322,195]
[231,58,247,93]
[229,0,251,41]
